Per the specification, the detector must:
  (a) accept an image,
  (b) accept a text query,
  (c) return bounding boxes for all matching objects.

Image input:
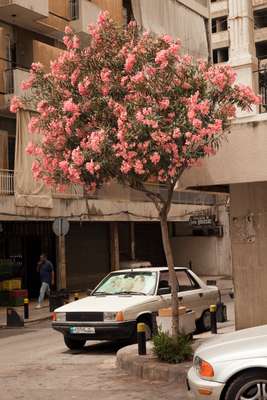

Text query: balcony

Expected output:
[0,61,30,110]
[256,67,267,113]
[70,0,101,40]
[254,26,267,42]
[253,0,267,9]
[211,0,228,18]
[212,30,229,49]
[0,169,14,195]
[0,1,48,30]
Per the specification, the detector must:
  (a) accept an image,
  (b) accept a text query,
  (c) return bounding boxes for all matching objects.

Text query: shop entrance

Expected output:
[0,222,56,299]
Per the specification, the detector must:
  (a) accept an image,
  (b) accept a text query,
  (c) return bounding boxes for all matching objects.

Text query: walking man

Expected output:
[36,253,55,309]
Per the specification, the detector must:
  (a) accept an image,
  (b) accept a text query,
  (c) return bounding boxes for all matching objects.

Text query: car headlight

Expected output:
[194,356,214,378]
[104,312,117,321]
[103,311,124,322]
[53,312,66,322]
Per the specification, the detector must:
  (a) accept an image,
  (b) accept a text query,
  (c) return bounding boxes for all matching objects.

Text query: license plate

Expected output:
[69,326,95,334]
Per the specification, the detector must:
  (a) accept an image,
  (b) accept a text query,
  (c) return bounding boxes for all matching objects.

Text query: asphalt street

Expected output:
[0,320,189,400]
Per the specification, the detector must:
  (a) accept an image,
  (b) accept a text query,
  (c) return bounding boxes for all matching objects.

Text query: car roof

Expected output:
[111,266,189,273]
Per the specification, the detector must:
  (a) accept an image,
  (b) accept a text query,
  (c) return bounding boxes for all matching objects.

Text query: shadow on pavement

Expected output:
[63,340,129,355]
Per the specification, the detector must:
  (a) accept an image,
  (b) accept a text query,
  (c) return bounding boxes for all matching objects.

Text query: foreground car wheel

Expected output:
[64,335,86,350]
[196,309,211,332]
[225,370,267,400]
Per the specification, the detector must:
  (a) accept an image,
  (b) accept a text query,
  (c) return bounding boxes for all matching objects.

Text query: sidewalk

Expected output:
[0,298,52,328]
[117,341,192,383]
[0,291,88,328]
[117,293,235,382]
[117,320,235,383]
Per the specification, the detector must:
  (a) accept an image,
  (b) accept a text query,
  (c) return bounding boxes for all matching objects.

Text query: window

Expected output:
[69,0,79,20]
[212,17,228,33]
[254,8,267,30]
[158,270,199,292]
[176,270,199,292]
[213,47,229,64]
[94,271,157,295]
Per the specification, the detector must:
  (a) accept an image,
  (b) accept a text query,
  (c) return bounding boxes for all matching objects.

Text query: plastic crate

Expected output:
[8,297,24,306]
[1,279,21,291]
[9,289,28,298]
[8,289,28,306]
[0,291,10,306]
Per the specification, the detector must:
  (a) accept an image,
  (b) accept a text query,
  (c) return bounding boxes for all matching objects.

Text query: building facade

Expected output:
[0,0,230,297]
[180,0,267,329]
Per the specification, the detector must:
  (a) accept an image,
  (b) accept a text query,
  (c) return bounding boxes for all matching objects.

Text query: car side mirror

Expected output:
[87,289,93,296]
[158,287,171,295]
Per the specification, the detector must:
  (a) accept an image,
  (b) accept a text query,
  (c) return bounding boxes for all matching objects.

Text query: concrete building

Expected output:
[180,0,267,329]
[0,0,229,297]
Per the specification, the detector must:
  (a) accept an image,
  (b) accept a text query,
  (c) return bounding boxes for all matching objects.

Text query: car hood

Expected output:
[54,294,157,313]
[196,324,267,363]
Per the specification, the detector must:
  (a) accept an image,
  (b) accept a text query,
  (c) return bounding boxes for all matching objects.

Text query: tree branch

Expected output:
[129,180,165,213]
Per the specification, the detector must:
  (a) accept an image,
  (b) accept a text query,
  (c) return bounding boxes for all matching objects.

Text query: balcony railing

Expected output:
[0,169,14,195]
[257,67,267,113]
[69,0,79,20]
[0,57,30,97]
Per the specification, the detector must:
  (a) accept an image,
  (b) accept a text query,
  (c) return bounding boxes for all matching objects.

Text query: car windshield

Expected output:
[93,271,157,296]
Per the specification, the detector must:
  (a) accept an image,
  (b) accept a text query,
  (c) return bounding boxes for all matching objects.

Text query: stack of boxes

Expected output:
[0,261,27,306]
[0,279,28,306]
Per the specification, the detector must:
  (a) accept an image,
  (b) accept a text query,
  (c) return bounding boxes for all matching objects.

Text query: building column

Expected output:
[230,182,267,329]
[228,0,258,115]
[110,222,120,270]
[58,235,67,289]
[130,222,135,260]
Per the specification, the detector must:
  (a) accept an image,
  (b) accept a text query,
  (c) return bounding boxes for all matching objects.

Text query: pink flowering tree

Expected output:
[11,12,260,335]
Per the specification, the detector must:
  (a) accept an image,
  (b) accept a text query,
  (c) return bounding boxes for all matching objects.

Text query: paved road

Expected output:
[0,320,189,400]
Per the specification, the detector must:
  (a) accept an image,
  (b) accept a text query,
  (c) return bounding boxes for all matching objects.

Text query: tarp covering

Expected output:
[0,130,8,169]
[14,110,53,209]
[131,0,208,60]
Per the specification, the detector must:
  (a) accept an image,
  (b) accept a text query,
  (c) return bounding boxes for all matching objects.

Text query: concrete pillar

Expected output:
[58,235,67,289]
[110,222,120,270]
[228,0,258,115]
[230,182,267,329]
[130,222,135,260]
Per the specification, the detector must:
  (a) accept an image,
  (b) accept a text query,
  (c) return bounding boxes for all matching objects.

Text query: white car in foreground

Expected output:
[52,267,219,350]
[187,324,267,400]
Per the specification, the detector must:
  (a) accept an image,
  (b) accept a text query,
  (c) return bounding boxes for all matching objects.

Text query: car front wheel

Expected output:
[224,370,267,400]
[64,335,86,350]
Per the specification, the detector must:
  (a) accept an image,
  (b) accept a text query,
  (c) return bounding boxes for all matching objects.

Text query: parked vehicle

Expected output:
[187,324,267,400]
[52,267,219,350]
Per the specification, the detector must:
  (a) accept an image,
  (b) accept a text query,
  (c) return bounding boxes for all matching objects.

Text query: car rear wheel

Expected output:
[224,370,267,400]
[64,335,86,350]
[196,309,211,332]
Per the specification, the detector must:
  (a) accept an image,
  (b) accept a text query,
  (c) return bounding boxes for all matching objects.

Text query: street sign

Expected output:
[189,215,216,227]
[52,218,70,236]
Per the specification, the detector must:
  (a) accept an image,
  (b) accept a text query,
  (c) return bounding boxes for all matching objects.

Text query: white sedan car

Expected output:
[52,267,219,350]
[187,324,267,400]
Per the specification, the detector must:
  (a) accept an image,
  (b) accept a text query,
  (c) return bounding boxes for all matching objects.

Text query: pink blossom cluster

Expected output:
[10,11,260,190]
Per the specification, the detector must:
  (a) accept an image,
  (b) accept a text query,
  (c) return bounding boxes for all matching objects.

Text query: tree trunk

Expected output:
[159,212,180,336]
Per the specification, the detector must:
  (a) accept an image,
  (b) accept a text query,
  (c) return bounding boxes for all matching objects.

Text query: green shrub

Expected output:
[152,330,193,364]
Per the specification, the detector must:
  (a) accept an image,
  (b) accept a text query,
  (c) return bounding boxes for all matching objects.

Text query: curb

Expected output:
[0,314,51,328]
[116,343,192,383]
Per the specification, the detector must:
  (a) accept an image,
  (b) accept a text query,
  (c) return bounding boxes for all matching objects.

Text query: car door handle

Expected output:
[199,293,204,298]
[179,296,183,301]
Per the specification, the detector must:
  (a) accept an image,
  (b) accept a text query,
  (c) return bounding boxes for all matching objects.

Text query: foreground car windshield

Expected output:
[93,271,157,295]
